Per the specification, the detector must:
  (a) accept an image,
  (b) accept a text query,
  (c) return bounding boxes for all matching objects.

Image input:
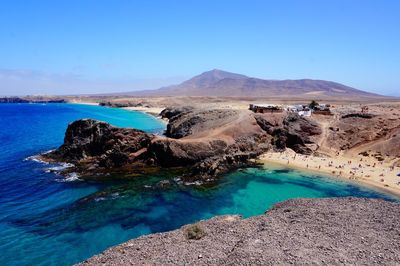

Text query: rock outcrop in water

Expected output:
[44,119,154,169]
[79,197,400,265]
[42,108,321,180]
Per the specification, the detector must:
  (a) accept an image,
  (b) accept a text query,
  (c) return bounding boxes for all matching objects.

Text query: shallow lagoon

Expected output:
[0,104,396,266]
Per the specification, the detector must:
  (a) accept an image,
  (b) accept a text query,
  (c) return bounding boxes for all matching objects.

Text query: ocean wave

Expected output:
[110,192,120,199]
[93,192,121,202]
[25,151,79,182]
[45,163,74,173]
[173,177,182,185]
[55,172,82,183]
[183,180,204,186]
[24,155,50,164]
[42,149,55,155]
[94,197,107,202]
[24,149,55,164]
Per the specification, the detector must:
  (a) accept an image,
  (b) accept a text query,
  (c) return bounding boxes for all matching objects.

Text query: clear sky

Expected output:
[0,0,399,96]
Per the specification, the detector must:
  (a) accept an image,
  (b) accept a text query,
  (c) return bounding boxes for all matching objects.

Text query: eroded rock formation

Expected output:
[255,112,321,154]
[44,119,153,168]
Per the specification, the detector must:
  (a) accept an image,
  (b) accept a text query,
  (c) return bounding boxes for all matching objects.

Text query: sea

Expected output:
[0,103,397,266]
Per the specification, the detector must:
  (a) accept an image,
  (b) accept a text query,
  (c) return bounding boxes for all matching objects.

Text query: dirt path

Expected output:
[313,114,339,156]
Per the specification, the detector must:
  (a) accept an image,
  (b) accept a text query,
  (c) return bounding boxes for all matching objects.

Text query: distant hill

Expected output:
[125,69,385,99]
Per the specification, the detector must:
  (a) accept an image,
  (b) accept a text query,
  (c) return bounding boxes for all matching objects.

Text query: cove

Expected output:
[0,103,397,266]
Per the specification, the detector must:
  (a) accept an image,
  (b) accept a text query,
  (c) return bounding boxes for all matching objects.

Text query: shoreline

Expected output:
[67,101,99,106]
[122,106,168,124]
[55,102,400,197]
[68,101,168,124]
[121,106,164,116]
[259,149,400,198]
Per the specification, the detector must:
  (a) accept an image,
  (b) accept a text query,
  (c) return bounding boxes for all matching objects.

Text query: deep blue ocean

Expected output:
[0,103,397,266]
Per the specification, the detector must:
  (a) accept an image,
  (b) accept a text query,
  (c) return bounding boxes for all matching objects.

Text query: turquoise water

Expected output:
[0,103,397,266]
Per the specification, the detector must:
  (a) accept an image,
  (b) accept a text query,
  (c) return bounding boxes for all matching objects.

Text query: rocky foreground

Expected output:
[79,197,400,265]
[41,107,321,181]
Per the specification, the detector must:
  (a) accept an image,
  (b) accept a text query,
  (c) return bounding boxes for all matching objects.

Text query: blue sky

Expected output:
[0,0,399,96]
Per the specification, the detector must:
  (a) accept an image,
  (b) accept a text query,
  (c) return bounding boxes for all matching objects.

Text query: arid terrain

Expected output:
[102,97,400,194]
[39,105,322,183]
[79,197,400,266]
[28,94,400,196]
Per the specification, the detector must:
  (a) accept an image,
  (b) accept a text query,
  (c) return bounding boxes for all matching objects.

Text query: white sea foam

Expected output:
[183,181,203,186]
[92,193,122,202]
[94,197,107,202]
[53,171,82,182]
[45,163,74,173]
[42,149,55,155]
[24,149,55,164]
[24,155,50,164]
[173,177,182,185]
[64,172,81,182]
[110,192,120,199]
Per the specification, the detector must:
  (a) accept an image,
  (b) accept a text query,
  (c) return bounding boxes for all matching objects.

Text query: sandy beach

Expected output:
[260,149,400,197]
[122,106,165,117]
[68,100,100,106]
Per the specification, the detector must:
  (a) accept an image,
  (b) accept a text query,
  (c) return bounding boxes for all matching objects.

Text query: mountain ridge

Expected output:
[124,69,385,99]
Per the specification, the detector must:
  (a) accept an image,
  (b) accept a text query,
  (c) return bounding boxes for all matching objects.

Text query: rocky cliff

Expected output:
[79,197,400,265]
[255,113,322,154]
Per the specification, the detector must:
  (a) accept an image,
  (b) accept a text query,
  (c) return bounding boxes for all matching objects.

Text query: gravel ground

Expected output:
[79,197,400,265]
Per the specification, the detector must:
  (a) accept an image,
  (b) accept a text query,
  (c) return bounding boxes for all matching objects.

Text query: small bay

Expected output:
[0,103,396,266]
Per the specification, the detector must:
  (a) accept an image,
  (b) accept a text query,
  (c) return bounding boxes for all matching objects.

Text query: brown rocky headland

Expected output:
[39,107,321,182]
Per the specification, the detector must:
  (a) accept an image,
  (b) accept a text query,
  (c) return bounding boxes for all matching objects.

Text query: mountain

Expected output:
[128,69,384,99]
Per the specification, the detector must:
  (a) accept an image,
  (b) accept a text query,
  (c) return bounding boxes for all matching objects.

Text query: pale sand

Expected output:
[68,101,99,106]
[259,149,400,197]
[122,107,168,126]
[122,106,164,116]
